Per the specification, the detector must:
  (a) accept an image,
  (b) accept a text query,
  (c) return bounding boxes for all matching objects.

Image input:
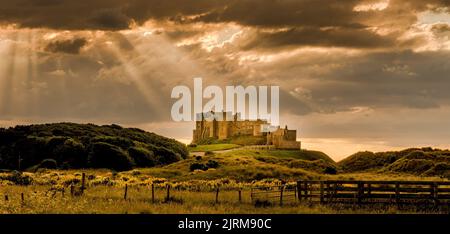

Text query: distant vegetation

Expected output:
[1,122,448,182]
[339,147,450,178]
[0,123,188,171]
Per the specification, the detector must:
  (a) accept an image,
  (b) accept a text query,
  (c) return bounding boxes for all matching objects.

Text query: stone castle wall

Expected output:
[192,112,301,150]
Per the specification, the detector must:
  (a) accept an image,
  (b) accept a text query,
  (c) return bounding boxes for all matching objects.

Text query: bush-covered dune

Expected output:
[0,123,188,171]
[338,147,450,178]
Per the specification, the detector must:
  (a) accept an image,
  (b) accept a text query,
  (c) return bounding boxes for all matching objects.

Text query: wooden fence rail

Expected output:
[251,180,450,207]
[251,185,297,206]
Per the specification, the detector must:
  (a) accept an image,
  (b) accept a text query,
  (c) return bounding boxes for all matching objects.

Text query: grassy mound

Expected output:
[339,148,450,178]
[220,149,335,163]
[338,151,397,172]
[0,123,188,171]
[146,149,335,181]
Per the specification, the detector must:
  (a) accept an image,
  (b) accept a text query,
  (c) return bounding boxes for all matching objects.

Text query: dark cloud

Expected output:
[0,0,448,50]
[273,50,450,115]
[89,8,132,30]
[45,38,88,54]
[193,0,359,27]
[239,27,397,50]
[432,23,450,35]
[1,0,450,156]
[1,0,448,29]
[0,0,132,30]
[0,0,214,30]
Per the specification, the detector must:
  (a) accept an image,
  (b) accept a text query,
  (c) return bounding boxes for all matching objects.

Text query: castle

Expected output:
[192,112,301,150]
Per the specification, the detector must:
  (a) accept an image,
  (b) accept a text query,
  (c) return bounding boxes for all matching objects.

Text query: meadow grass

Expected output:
[189,144,241,152]
[0,184,443,214]
[0,148,447,214]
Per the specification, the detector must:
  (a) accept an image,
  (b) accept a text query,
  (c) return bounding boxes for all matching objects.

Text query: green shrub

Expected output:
[91,136,134,149]
[54,138,86,168]
[206,160,219,169]
[323,166,337,174]
[128,147,156,167]
[189,163,208,171]
[0,171,33,185]
[88,142,135,171]
[147,145,182,164]
[0,123,187,170]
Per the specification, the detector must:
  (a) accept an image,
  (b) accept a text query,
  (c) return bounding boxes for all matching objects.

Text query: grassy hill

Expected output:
[139,149,337,181]
[0,123,188,171]
[339,147,450,178]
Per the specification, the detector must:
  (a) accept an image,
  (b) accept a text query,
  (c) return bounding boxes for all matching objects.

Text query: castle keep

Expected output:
[192,112,301,150]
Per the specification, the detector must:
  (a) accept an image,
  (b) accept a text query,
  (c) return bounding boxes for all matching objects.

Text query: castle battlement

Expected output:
[192,111,301,150]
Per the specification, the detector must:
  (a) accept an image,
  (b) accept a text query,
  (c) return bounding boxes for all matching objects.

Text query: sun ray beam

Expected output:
[0,30,18,117]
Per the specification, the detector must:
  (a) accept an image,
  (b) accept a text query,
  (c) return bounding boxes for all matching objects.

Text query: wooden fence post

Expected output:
[294,185,297,201]
[166,184,170,201]
[304,182,308,201]
[326,183,331,201]
[81,173,86,195]
[124,184,128,200]
[4,194,8,201]
[21,193,24,205]
[395,182,400,206]
[297,181,302,201]
[432,182,438,206]
[279,185,284,206]
[238,190,242,203]
[151,183,155,203]
[215,188,220,204]
[70,184,74,197]
[320,181,324,204]
[357,182,363,205]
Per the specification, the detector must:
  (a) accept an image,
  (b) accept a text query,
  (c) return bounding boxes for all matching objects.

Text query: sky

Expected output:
[0,0,450,161]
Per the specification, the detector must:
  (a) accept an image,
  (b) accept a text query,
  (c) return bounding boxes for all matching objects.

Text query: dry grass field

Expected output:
[0,168,447,214]
[1,183,446,214]
[0,148,448,214]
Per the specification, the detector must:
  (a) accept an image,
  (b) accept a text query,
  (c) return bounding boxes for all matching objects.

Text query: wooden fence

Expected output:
[251,184,297,206]
[251,180,450,207]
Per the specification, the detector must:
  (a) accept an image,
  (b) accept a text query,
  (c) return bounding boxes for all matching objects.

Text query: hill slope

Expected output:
[147,149,337,181]
[0,123,188,171]
[339,148,450,178]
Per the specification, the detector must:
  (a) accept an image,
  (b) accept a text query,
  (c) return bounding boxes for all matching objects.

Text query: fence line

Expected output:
[5,179,449,209]
[251,180,450,207]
